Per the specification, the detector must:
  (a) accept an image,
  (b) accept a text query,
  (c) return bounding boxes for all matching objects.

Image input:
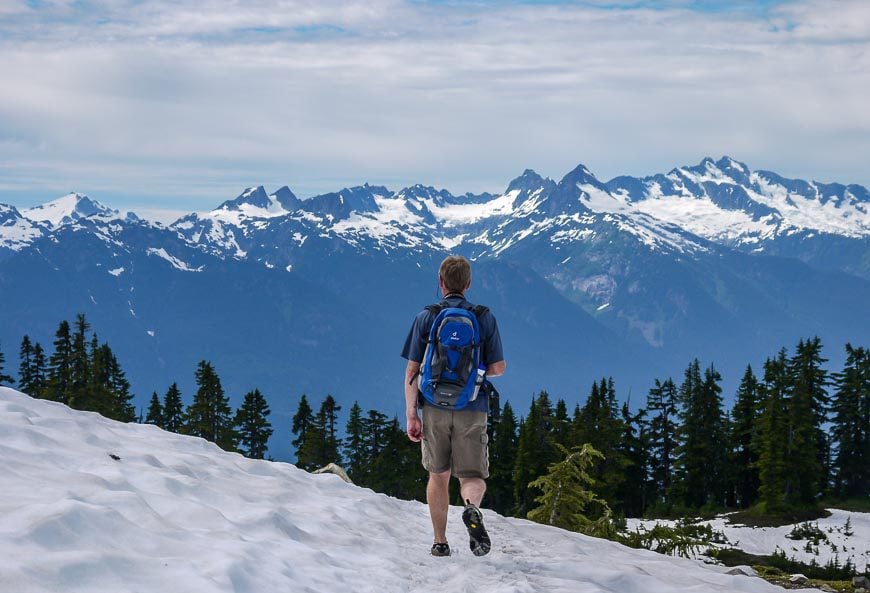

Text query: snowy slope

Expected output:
[628,512,870,571]
[0,387,783,593]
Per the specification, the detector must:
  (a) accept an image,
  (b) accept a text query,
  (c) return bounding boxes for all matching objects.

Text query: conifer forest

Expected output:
[2,315,868,526]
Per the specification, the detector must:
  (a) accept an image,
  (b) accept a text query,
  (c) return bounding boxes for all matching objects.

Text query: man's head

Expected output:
[439,255,472,294]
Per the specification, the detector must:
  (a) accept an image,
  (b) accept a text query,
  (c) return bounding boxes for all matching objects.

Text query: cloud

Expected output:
[0,0,868,211]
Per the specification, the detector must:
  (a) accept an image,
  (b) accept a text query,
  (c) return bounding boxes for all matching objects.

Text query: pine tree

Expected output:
[234,388,273,459]
[573,378,628,508]
[145,392,163,426]
[731,365,760,507]
[68,314,92,410]
[754,351,790,513]
[0,341,15,385]
[106,346,136,422]
[18,336,34,393]
[46,320,73,403]
[343,402,367,482]
[674,360,727,509]
[368,417,426,501]
[186,361,236,450]
[84,338,115,418]
[317,395,343,466]
[514,391,558,516]
[30,342,48,397]
[527,443,614,538]
[162,383,185,433]
[616,402,649,517]
[291,394,316,469]
[787,337,829,503]
[488,400,519,515]
[646,378,679,506]
[831,344,870,498]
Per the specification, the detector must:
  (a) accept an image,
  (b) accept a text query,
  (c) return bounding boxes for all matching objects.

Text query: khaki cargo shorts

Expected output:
[421,405,489,479]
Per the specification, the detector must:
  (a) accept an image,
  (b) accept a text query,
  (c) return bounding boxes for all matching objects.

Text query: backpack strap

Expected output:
[471,304,489,320]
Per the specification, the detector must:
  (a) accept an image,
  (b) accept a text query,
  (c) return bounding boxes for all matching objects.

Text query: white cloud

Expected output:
[0,0,868,211]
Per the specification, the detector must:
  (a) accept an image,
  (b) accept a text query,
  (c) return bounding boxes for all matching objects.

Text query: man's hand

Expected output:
[406,413,422,442]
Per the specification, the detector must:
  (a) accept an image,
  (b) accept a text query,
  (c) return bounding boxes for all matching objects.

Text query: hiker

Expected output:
[401,255,506,557]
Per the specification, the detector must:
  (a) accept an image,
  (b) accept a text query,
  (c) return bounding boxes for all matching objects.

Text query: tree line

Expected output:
[0,315,274,460]
[2,319,867,519]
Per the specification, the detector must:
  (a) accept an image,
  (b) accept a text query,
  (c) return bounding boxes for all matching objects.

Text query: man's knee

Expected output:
[429,470,451,486]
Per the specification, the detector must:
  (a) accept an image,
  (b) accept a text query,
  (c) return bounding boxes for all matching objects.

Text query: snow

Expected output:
[423,190,520,226]
[22,193,83,226]
[146,248,203,272]
[0,212,44,250]
[0,386,785,593]
[628,511,870,572]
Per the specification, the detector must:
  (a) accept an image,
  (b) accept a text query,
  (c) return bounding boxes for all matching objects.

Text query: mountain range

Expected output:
[2,156,868,460]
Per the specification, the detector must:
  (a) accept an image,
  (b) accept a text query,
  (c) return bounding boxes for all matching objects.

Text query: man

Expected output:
[401,255,506,557]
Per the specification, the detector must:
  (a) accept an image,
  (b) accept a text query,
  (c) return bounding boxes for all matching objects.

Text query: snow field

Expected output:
[1,387,786,593]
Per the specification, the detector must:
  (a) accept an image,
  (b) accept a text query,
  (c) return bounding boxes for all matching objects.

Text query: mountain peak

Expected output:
[507,169,547,193]
[559,163,606,191]
[22,193,116,227]
[271,186,301,211]
[218,186,271,211]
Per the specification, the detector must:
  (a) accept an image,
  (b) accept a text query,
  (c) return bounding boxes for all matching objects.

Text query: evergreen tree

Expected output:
[674,360,727,509]
[368,417,426,501]
[145,392,163,426]
[573,378,628,508]
[0,341,14,385]
[46,320,73,403]
[106,346,136,422]
[831,344,870,498]
[730,365,760,508]
[18,336,34,393]
[30,342,47,397]
[234,388,273,459]
[186,361,236,451]
[754,351,791,513]
[646,378,679,506]
[343,402,367,481]
[68,314,92,409]
[552,398,571,447]
[487,400,519,516]
[513,391,558,516]
[291,394,316,469]
[787,337,829,502]
[162,383,185,433]
[616,402,649,517]
[527,443,614,538]
[84,338,115,418]
[363,409,389,467]
[317,395,343,466]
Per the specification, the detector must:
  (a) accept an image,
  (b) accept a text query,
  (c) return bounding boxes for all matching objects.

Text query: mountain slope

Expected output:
[0,387,783,593]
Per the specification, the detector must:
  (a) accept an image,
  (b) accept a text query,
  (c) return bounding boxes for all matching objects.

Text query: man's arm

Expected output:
[404,360,422,442]
[486,360,506,377]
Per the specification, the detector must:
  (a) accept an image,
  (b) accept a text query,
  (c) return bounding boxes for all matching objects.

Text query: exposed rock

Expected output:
[854,576,870,589]
[725,566,757,577]
[788,574,808,584]
[313,462,353,484]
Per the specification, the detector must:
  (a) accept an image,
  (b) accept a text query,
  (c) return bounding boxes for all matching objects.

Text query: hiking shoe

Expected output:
[461,500,491,557]
[431,542,451,557]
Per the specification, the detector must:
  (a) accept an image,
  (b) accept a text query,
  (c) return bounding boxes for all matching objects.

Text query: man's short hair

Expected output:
[440,255,471,293]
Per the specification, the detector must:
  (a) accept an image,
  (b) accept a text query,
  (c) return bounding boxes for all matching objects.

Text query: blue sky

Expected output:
[0,0,868,220]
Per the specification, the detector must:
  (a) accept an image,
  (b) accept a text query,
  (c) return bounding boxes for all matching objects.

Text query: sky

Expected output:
[0,0,868,220]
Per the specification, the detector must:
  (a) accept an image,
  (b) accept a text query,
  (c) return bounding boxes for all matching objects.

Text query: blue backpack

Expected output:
[418,303,489,410]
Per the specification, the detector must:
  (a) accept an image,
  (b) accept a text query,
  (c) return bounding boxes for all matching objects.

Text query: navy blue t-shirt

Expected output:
[401,295,504,413]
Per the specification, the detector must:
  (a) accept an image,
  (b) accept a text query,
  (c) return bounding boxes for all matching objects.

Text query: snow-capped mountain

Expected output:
[606,156,870,278]
[0,386,787,593]
[2,158,869,462]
